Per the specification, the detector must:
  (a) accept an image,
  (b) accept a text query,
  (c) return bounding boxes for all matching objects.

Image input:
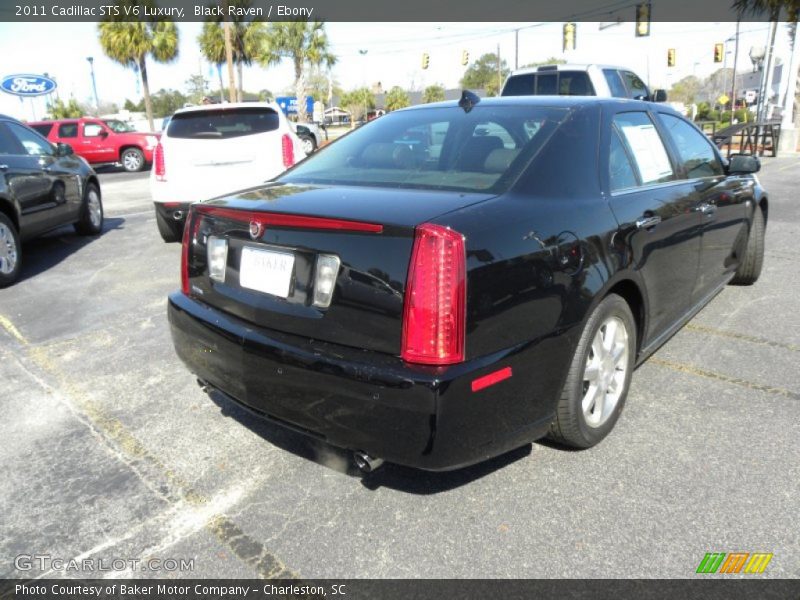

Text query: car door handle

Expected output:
[635,215,661,230]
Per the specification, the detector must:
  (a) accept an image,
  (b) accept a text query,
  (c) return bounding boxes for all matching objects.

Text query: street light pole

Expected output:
[730,21,740,116]
[86,56,99,110]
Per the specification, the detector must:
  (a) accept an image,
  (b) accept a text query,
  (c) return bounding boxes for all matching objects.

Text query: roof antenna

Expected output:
[459,90,481,113]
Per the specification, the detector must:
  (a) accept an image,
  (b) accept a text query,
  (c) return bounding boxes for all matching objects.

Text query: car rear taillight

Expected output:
[401,223,466,365]
[282,134,294,168]
[154,142,166,181]
[181,209,199,295]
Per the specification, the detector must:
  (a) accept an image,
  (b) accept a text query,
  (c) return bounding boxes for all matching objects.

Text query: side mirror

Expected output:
[652,89,668,102]
[728,154,760,174]
[55,142,74,157]
[98,129,109,138]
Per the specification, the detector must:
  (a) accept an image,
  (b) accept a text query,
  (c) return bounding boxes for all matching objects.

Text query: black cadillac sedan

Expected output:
[0,114,103,287]
[168,96,766,472]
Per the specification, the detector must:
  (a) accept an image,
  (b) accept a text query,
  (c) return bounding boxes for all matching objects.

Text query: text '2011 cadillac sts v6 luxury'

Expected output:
[168,95,766,472]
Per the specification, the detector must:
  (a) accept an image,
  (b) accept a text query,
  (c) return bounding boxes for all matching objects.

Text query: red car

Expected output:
[28,117,159,172]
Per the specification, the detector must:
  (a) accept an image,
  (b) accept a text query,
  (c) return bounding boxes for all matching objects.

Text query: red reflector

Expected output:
[401,223,466,365]
[180,209,200,295]
[164,202,181,208]
[282,134,294,168]
[471,367,513,393]
[194,205,383,233]
[154,142,166,181]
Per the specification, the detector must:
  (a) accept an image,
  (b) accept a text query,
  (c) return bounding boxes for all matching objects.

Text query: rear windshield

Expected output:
[166,107,280,139]
[502,71,595,97]
[29,123,53,136]
[280,104,570,193]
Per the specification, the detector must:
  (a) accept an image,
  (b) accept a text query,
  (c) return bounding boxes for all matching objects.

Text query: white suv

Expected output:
[501,64,666,102]
[150,102,305,242]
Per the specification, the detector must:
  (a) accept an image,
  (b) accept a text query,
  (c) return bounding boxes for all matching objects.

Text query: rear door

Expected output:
[164,106,292,201]
[655,112,749,299]
[604,109,703,342]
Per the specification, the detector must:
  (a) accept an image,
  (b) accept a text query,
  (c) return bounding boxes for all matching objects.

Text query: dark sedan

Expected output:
[168,96,766,472]
[0,114,104,287]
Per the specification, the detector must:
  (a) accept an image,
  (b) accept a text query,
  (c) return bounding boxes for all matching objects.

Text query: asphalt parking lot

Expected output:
[1,158,798,580]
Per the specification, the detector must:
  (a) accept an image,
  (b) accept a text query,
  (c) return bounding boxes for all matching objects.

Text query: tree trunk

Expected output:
[139,56,154,132]
[294,57,307,122]
[237,61,244,102]
[223,20,236,103]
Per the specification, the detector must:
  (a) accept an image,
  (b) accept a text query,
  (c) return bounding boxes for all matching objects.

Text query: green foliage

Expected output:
[48,98,84,119]
[460,53,509,97]
[340,88,375,122]
[123,98,144,111]
[252,21,336,120]
[422,84,446,104]
[668,75,702,104]
[98,5,180,130]
[385,86,410,111]
[122,89,187,118]
[185,74,209,104]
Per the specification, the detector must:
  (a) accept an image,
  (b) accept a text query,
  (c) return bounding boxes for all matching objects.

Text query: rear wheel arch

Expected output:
[592,277,646,355]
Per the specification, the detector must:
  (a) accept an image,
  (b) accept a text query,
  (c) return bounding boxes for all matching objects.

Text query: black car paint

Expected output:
[169,97,766,471]
[0,116,100,242]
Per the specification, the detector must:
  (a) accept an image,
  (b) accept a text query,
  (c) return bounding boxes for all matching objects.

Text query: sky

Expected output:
[0,20,793,121]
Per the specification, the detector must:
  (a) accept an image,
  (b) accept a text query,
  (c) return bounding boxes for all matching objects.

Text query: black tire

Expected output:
[74,183,104,236]
[299,135,316,154]
[730,207,765,285]
[0,212,21,288]
[155,209,182,243]
[120,147,145,172]
[548,294,637,448]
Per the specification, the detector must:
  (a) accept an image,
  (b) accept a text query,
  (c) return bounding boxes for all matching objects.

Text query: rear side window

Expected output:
[29,123,53,137]
[603,70,627,98]
[557,72,594,95]
[0,123,24,155]
[536,73,557,95]
[58,123,78,138]
[612,112,674,186]
[657,114,723,178]
[608,128,639,191]
[167,108,281,139]
[502,74,535,96]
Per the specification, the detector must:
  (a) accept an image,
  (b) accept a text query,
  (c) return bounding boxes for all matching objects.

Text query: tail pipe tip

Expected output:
[353,451,384,474]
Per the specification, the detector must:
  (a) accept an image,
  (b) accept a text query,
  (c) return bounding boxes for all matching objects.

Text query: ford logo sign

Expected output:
[1,74,57,97]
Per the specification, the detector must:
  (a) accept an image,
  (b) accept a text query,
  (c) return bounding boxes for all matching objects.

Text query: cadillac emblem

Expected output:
[249,220,263,240]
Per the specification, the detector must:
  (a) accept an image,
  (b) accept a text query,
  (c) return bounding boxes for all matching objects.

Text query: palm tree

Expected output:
[98,14,179,131]
[252,21,336,122]
[197,2,264,102]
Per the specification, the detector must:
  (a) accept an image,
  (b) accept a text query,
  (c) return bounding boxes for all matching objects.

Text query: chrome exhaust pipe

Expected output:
[353,451,384,473]
[172,210,184,221]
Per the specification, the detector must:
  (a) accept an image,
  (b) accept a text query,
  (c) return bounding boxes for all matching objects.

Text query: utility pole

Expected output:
[779,24,799,152]
[497,43,502,93]
[759,20,778,123]
[731,21,740,115]
[86,57,99,111]
[515,29,519,70]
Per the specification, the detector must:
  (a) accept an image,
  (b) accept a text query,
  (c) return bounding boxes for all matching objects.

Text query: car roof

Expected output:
[508,64,633,76]
[173,101,283,115]
[400,95,679,114]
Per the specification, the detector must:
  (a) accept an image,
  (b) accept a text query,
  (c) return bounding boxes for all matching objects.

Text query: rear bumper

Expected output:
[168,292,556,471]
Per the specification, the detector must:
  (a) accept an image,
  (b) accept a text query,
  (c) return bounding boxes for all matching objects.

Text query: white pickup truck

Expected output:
[501,64,667,102]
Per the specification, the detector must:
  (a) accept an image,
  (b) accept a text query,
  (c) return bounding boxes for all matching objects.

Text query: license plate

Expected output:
[239,247,295,298]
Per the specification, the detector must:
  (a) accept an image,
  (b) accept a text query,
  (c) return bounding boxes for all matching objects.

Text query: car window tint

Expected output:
[29,123,53,137]
[558,72,594,96]
[536,73,557,95]
[58,123,78,138]
[6,122,53,156]
[502,74,535,96]
[0,124,24,155]
[167,108,281,139]
[621,71,648,99]
[603,69,627,98]
[609,127,639,191]
[84,123,105,137]
[657,113,723,178]
[612,112,674,185]
[281,105,570,193]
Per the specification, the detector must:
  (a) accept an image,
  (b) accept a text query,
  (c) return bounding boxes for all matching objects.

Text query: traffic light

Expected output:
[667,48,676,67]
[714,43,724,63]
[635,3,651,37]
[563,22,576,51]
[422,52,430,70]
[461,50,469,66]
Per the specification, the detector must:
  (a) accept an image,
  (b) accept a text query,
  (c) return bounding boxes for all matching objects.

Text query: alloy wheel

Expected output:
[0,222,18,275]
[88,189,102,228]
[581,316,630,428]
